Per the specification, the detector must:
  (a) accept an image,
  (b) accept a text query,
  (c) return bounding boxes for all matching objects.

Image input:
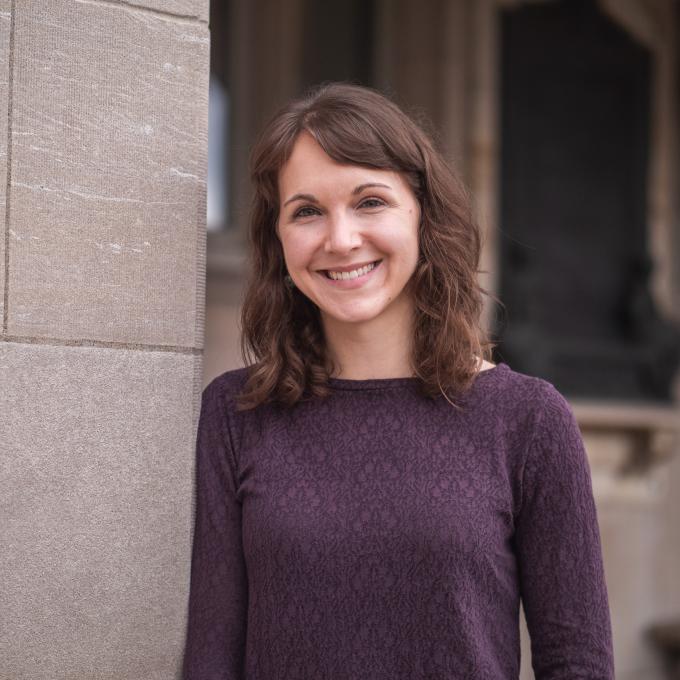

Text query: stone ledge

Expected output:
[572,399,680,505]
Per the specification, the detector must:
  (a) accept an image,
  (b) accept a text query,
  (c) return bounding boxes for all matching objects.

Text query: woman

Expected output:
[182,82,614,679]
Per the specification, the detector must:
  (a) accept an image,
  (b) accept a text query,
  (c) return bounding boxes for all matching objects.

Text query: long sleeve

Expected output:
[514,383,615,679]
[182,380,248,680]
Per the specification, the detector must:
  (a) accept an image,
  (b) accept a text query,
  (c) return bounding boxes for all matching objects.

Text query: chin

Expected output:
[318,303,389,325]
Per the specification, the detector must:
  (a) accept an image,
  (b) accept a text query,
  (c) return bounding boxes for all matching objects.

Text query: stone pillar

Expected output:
[0,1,209,678]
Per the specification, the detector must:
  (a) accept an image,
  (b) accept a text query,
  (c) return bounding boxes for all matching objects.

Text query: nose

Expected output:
[324,210,362,255]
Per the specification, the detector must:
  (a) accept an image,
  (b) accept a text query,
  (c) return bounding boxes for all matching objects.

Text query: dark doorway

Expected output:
[300,0,376,87]
[496,0,679,401]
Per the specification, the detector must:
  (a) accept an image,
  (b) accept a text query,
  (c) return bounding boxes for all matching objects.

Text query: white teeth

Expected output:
[327,261,377,281]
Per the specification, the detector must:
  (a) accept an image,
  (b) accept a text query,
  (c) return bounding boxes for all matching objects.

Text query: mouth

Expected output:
[320,259,383,280]
[315,259,383,290]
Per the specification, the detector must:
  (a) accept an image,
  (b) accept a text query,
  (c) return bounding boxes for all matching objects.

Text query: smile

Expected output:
[326,261,380,280]
[319,260,383,288]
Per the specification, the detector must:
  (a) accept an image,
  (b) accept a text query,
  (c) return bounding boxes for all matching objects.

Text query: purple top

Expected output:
[182,361,614,679]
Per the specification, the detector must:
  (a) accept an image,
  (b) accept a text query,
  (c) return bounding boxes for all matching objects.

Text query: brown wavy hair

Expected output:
[236,82,497,411]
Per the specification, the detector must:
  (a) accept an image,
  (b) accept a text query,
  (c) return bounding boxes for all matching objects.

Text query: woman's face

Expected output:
[276,132,421,329]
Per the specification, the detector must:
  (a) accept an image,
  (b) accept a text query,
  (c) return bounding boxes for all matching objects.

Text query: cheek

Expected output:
[279,232,315,270]
[373,224,419,262]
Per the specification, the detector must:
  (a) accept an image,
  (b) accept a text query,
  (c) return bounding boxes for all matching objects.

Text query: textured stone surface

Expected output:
[8,0,208,348]
[0,1,10,325]
[0,342,202,680]
[125,0,209,23]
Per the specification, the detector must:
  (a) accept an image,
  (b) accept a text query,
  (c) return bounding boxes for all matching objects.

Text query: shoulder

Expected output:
[484,363,576,441]
[197,367,256,462]
[203,366,251,403]
[197,366,254,435]
[484,367,590,504]
[501,367,586,481]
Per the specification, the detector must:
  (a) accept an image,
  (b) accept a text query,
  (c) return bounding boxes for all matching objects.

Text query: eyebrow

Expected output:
[282,182,393,208]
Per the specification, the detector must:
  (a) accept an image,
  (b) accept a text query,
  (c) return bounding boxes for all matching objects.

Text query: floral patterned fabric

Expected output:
[182,362,614,679]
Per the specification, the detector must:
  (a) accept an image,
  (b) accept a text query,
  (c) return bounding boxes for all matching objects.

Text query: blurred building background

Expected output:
[204,0,680,678]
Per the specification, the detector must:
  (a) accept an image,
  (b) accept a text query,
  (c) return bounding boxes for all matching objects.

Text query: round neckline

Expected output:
[326,361,508,391]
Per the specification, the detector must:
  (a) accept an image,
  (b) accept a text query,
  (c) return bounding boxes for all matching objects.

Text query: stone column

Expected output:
[0,1,209,678]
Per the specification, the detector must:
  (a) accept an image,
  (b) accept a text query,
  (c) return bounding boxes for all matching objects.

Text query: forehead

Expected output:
[278,132,405,198]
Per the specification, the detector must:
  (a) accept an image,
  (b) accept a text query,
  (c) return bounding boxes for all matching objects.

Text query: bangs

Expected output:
[303,118,398,172]
[251,85,426,205]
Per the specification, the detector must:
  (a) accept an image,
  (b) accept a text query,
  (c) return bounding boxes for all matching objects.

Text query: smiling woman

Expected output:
[182,83,614,680]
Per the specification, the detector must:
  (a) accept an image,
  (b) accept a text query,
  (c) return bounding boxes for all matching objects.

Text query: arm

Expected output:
[182,379,248,680]
[514,383,614,679]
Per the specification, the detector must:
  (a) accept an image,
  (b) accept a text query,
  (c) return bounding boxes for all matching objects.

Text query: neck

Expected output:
[321,295,415,380]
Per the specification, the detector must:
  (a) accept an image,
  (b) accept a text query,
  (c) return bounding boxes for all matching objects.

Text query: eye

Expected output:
[358,197,386,209]
[292,205,321,219]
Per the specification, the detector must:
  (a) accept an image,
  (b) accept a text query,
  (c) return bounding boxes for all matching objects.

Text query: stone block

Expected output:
[125,0,209,24]
[7,0,209,348]
[0,341,202,679]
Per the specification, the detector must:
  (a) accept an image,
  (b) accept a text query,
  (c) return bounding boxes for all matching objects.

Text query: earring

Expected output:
[284,274,295,289]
